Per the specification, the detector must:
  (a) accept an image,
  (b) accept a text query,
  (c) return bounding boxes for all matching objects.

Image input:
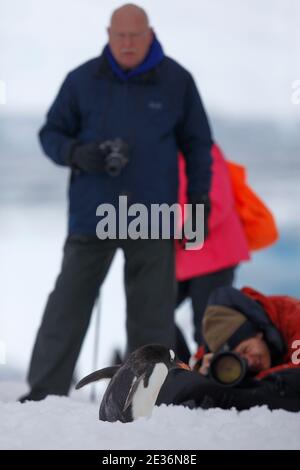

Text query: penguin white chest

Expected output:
[131,363,169,420]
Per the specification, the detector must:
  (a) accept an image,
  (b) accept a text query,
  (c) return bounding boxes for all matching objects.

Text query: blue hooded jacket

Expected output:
[39,37,213,235]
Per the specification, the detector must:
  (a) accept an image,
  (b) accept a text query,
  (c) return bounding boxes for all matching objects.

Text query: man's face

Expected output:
[108,12,153,69]
[234,333,271,372]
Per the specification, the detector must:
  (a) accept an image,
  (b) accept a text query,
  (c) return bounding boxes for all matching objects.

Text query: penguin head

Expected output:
[129,344,190,374]
[168,348,191,371]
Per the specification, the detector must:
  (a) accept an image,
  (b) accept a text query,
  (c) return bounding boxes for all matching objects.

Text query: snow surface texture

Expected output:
[0,382,300,450]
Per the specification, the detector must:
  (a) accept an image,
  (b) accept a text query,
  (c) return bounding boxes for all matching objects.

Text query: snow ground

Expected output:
[0,382,299,450]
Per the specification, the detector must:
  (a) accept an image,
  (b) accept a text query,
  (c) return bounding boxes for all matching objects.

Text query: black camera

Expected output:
[209,351,248,387]
[99,138,129,177]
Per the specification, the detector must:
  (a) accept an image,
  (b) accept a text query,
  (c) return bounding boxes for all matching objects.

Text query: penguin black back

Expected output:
[76,344,181,422]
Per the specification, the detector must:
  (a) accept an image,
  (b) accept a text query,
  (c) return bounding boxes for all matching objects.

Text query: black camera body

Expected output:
[209,351,248,387]
[99,138,129,177]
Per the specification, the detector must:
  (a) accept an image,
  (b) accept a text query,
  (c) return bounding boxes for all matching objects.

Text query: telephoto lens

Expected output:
[209,351,248,387]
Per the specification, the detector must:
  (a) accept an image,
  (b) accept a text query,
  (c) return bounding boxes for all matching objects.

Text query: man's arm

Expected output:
[157,368,300,412]
[39,73,80,166]
[176,73,213,198]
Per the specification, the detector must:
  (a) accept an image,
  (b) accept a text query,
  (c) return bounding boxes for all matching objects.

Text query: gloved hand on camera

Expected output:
[66,142,106,175]
[179,192,211,249]
[66,139,129,177]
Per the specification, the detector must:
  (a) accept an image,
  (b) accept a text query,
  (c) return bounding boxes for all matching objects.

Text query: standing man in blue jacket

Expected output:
[22,4,213,401]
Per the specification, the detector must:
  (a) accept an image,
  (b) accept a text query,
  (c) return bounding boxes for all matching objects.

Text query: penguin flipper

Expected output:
[123,372,146,412]
[75,365,120,390]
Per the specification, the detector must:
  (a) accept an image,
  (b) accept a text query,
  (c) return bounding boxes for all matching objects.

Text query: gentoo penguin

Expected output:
[76,343,189,423]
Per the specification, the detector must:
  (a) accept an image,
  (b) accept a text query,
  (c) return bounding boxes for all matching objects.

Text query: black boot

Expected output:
[19,389,50,403]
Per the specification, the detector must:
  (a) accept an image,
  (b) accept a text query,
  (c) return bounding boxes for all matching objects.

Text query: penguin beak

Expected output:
[174,360,191,371]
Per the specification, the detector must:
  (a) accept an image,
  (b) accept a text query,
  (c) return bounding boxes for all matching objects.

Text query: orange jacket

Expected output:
[226,162,278,251]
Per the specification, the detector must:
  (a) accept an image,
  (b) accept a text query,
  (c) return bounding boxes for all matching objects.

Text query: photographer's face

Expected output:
[108,9,153,70]
[234,333,271,372]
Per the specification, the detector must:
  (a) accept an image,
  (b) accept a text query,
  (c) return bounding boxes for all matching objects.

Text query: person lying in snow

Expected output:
[156,286,300,412]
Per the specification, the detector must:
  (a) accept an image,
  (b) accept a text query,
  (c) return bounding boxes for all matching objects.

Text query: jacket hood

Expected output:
[104,36,164,81]
[207,286,286,360]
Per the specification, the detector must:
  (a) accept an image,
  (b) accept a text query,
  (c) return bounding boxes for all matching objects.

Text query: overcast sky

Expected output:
[1,0,300,121]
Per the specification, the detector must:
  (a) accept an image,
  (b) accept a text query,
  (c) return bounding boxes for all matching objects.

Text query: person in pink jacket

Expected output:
[175,143,250,362]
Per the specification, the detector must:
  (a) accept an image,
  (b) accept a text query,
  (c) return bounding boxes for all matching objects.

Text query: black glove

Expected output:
[189,192,211,238]
[66,142,105,175]
[179,192,211,249]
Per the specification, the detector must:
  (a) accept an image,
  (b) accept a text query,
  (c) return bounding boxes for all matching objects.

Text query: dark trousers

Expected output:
[28,236,176,396]
[175,266,236,362]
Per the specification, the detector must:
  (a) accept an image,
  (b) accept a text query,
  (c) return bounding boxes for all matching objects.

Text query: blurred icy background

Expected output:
[1,0,299,390]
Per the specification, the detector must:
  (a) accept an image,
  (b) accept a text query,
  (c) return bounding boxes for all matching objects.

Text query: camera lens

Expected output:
[102,139,129,177]
[105,155,122,176]
[209,352,248,387]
